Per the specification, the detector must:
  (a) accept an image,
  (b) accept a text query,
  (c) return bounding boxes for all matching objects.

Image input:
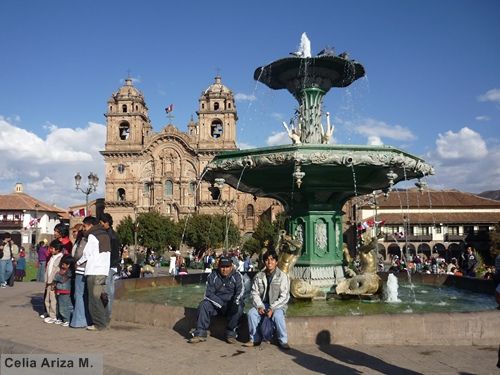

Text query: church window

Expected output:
[143,183,150,194]
[164,180,173,196]
[201,103,205,109]
[209,186,220,200]
[228,102,231,109]
[119,122,130,140]
[135,105,138,111]
[210,120,223,138]
[189,181,197,193]
[246,204,255,218]
[122,104,128,113]
[117,164,125,173]
[117,188,126,201]
[214,102,220,110]
[109,106,113,112]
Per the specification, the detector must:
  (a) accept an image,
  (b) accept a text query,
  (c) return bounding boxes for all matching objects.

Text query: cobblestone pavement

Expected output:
[1,282,498,374]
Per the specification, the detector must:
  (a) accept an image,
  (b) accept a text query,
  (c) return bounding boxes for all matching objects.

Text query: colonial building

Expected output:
[348,188,500,262]
[0,183,66,248]
[101,76,280,232]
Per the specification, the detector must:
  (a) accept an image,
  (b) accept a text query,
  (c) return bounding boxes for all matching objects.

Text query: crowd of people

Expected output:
[386,246,490,278]
[36,213,121,331]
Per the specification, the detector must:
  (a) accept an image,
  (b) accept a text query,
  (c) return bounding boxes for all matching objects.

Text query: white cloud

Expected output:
[475,115,490,121]
[266,131,290,146]
[234,93,257,102]
[435,127,487,161]
[0,117,106,208]
[352,118,416,144]
[478,88,500,104]
[426,127,499,193]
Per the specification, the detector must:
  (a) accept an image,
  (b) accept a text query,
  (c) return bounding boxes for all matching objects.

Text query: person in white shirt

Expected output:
[77,216,111,331]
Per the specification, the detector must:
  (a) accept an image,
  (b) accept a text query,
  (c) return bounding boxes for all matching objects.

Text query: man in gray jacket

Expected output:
[244,250,291,350]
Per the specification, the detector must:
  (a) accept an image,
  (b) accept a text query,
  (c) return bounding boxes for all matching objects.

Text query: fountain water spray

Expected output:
[385,273,401,303]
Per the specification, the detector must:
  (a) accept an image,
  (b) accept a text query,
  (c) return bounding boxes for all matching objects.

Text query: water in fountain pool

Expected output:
[123,282,497,317]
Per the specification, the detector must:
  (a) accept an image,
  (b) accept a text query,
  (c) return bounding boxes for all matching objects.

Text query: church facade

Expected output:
[100,76,280,233]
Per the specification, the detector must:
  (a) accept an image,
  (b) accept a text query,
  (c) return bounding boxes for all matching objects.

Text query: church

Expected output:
[100,76,280,234]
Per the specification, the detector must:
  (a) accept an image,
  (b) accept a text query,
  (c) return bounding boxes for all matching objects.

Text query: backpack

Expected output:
[260,315,275,342]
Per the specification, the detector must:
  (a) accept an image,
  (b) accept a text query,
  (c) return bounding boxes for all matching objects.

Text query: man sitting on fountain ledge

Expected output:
[188,256,244,344]
[244,250,291,350]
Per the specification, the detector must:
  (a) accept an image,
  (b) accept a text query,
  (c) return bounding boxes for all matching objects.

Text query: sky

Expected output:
[0,0,499,209]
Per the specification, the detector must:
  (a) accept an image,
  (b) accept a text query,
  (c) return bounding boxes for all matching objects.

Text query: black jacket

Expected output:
[204,269,244,308]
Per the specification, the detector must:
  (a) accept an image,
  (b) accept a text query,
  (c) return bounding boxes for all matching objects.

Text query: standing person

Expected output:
[99,213,121,320]
[70,224,92,328]
[36,239,49,282]
[54,223,73,255]
[169,249,177,275]
[14,248,26,281]
[463,246,478,277]
[244,250,291,350]
[54,255,75,326]
[0,232,19,288]
[189,257,244,344]
[43,240,64,323]
[76,216,111,331]
[175,251,185,275]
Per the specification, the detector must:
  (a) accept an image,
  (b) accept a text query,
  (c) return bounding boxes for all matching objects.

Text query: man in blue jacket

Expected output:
[189,256,244,344]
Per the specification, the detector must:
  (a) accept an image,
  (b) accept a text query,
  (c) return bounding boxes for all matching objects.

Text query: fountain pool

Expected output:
[120,279,497,317]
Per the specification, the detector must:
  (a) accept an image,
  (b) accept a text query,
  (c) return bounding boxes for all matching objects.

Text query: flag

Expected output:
[165,104,174,113]
[29,218,40,227]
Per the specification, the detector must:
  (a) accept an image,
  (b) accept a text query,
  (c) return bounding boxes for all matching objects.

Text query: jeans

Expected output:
[194,300,243,338]
[86,275,108,329]
[71,274,92,328]
[247,305,288,344]
[57,294,73,323]
[106,268,118,320]
[36,261,46,282]
[0,259,13,284]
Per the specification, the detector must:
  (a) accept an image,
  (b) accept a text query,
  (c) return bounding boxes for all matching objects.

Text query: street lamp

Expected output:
[74,172,99,215]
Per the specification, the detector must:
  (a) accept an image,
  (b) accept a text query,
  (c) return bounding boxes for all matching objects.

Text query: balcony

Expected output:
[444,234,467,242]
[384,234,432,242]
[0,220,23,229]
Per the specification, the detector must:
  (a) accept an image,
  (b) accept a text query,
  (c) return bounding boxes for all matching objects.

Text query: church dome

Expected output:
[203,75,232,96]
[110,78,144,102]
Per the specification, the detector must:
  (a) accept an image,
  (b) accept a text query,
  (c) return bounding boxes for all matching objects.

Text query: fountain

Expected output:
[203,33,434,297]
[111,35,500,346]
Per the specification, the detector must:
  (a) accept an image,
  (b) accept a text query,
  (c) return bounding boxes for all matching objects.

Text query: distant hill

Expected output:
[478,190,500,201]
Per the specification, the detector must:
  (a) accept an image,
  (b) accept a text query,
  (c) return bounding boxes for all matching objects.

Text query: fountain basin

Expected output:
[112,273,499,346]
[204,144,434,208]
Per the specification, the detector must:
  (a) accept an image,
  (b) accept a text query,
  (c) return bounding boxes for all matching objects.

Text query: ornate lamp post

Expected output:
[74,172,99,215]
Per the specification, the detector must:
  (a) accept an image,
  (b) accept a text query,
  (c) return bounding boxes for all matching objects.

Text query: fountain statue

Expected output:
[203,34,434,297]
[336,232,383,296]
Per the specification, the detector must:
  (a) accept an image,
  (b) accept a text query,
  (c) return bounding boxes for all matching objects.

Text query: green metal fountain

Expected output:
[203,33,434,294]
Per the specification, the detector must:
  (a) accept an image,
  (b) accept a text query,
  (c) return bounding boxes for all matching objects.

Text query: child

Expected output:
[43,240,64,324]
[54,255,75,327]
[14,248,26,282]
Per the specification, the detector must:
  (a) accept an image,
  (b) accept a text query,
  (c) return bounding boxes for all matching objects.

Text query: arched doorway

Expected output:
[418,243,432,259]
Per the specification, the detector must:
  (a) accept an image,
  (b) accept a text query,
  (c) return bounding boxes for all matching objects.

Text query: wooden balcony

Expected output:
[0,220,23,229]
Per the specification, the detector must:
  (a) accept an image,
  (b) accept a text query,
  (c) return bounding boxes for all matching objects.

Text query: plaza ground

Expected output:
[0,281,498,375]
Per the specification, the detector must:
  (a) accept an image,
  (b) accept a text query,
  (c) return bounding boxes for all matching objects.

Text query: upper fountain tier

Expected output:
[254,54,365,100]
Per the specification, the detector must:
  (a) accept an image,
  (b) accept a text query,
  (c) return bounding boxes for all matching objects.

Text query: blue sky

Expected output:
[0,0,499,208]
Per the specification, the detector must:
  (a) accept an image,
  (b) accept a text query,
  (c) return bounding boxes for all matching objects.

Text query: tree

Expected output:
[137,212,181,253]
[181,213,240,255]
[252,212,286,250]
[241,237,261,257]
[116,215,135,246]
[117,212,181,254]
